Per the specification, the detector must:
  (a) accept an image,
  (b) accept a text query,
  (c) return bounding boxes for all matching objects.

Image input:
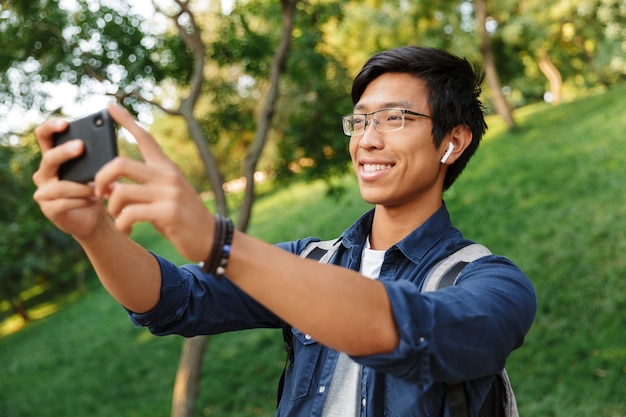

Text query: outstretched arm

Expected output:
[227,232,398,355]
[33,102,399,356]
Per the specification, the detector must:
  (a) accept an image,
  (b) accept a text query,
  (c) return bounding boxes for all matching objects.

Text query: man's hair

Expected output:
[351,46,487,190]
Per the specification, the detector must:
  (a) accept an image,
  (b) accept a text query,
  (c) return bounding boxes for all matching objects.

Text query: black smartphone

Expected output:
[52,109,118,183]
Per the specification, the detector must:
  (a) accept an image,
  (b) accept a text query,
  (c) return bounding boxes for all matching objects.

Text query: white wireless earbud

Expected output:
[440,143,454,164]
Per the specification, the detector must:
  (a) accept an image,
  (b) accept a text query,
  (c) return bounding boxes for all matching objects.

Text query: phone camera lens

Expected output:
[95,117,103,127]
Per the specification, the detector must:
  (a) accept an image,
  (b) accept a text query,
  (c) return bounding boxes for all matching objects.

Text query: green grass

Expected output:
[1,84,626,416]
[446,87,626,416]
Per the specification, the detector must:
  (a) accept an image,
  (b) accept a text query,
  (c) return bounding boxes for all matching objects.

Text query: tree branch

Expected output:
[237,0,299,230]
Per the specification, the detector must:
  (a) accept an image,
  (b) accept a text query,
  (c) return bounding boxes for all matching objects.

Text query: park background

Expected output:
[1,1,625,416]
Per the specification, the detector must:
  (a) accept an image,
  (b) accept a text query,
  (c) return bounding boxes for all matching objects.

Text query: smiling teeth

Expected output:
[363,164,392,173]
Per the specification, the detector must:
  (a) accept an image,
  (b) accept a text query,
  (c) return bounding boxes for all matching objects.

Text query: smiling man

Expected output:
[33,46,536,417]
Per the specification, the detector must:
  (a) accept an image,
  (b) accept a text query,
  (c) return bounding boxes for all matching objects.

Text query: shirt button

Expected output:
[318,385,326,394]
[305,334,312,340]
[419,337,425,343]
[362,398,367,407]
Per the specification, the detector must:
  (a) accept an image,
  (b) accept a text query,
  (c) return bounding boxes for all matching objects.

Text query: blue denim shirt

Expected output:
[129,204,536,417]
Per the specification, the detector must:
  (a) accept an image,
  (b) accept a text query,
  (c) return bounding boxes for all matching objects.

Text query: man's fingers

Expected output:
[34,118,69,152]
[112,202,171,236]
[41,196,99,215]
[105,181,164,218]
[32,140,85,185]
[33,180,95,202]
[106,102,169,163]
[93,157,172,198]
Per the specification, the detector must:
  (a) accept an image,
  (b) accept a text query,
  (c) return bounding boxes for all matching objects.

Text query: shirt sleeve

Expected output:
[126,253,283,337]
[352,255,536,389]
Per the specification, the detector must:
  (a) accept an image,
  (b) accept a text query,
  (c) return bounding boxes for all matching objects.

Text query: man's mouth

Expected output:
[363,163,393,173]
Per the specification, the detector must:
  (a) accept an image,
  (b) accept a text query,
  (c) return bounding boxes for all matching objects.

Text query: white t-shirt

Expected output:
[321,237,385,416]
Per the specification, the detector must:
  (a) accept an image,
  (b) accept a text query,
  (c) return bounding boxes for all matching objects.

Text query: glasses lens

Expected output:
[374,109,404,132]
[342,109,408,136]
[342,116,353,136]
[342,115,366,136]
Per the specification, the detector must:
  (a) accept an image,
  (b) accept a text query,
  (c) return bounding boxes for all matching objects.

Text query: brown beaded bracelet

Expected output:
[199,214,234,278]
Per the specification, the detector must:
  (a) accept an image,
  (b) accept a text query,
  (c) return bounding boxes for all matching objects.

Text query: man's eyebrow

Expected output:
[353,101,414,112]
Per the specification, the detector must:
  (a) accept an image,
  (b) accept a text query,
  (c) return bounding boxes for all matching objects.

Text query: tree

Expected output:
[474,0,517,127]
[482,0,626,107]
[317,0,520,126]
[134,1,298,415]
[2,0,345,415]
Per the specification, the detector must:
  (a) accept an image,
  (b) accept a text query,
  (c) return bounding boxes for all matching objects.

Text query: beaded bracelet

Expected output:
[216,218,233,278]
[199,214,234,278]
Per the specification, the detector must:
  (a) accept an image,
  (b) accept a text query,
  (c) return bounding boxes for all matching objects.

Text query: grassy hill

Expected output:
[1,84,625,416]
[445,87,626,416]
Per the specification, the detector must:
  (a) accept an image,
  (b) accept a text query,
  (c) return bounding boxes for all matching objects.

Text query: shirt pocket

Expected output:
[288,327,323,399]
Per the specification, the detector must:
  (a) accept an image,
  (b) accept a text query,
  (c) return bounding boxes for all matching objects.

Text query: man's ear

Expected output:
[439,125,472,165]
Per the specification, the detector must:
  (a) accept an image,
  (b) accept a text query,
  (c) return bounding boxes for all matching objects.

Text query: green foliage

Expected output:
[0,0,193,113]
[0,137,87,321]
[210,2,280,77]
[193,2,282,181]
[196,0,353,184]
[487,0,626,105]
[2,86,626,416]
[273,0,354,183]
[4,0,626,187]
[114,0,354,187]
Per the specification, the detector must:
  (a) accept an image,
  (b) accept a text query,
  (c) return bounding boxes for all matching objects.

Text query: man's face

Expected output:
[349,72,446,211]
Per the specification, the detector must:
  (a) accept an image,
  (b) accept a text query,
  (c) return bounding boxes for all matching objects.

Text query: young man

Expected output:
[33,46,536,416]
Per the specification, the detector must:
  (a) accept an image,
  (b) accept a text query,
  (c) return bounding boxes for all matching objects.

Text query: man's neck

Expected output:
[369,199,443,250]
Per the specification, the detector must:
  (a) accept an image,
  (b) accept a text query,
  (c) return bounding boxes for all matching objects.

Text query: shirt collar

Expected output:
[340,202,455,264]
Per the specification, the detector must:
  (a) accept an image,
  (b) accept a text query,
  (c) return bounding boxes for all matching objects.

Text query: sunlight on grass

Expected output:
[0,300,78,337]
[21,282,48,299]
[0,283,84,336]
[0,299,11,315]
[0,316,27,337]
[1,283,57,336]
[135,328,157,344]
[0,303,64,337]
[28,302,61,320]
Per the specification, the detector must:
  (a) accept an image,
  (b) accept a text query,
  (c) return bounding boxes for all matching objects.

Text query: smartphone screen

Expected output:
[52,110,118,183]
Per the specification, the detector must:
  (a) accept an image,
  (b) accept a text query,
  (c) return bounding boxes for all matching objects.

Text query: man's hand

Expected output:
[93,102,214,262]
[33,119,106,239]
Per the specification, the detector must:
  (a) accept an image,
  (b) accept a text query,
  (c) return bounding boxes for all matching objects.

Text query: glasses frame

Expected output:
[341,108,433,137]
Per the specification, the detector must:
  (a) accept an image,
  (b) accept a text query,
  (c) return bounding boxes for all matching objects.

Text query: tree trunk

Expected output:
[126,1,299,415]
[161,4,225,417]
[12,296,29,323]
[537,49,562,105]
[162,1,299,416]
[238,0,299,231]
[475,0,516,129]
[171,335,211,417]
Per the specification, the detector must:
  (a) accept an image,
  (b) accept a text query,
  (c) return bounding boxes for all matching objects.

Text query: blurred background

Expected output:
[1,1,625,416]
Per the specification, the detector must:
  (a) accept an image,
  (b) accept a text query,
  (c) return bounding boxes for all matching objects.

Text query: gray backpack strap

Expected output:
[421,243,514,417]
[501,369,520,417]
[421,244,491,292]
[299,238,342,263]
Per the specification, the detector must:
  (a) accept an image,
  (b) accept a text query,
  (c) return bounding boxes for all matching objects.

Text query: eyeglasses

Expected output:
[341,108,432,137]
